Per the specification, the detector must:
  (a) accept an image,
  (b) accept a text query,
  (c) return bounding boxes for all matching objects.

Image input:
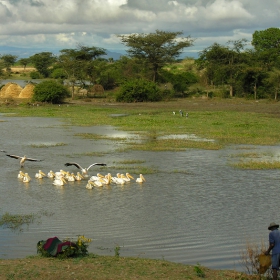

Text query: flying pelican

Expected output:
[6,154,43,168]
[35,170,46,179]
[22,173,31,183]
[65,162,107,177]
[136,174,146,183]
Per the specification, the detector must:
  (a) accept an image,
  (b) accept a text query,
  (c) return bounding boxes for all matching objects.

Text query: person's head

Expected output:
[268,222,279,231]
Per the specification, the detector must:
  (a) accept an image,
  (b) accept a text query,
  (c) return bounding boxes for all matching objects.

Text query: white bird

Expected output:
[35,170,46,179]
[64,162,107,177]
[136,174,146,183]
[67,172,76,182]
[89,173,104,182]
[17,170,25,180]
[120,173,134,182]
[86,180,95,190]
[6,154,43,168]
[111,173,126,185]
[47,170,56,179]
[22,173,31,183]
[75,172,84,181]
[53,175,67,186]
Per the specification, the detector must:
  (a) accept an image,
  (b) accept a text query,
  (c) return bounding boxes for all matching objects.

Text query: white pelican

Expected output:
[102,173,112,185]
[136,174,146,183]
[75,172,84,181]
[22,173,31,183]
[35,170,46,179]
[89,173,104,182]
[47,170,56,179]
[111,173,126,185]
[53,175,67,186]
[55,170,67,178]
[121,173,134,182]
[17,170,25,180]
[86,180,95,190]
[64,162,107,177]
[67,172,76,182]
[6,154,43,168]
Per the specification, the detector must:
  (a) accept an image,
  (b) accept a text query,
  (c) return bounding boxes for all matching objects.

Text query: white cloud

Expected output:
[0,0,279,57]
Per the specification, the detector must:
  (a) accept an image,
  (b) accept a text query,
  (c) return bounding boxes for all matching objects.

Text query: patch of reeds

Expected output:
[30,142,67,148]
[231,160,280,169]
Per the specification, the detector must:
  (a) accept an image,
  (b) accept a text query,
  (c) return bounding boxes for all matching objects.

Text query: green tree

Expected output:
[1,54,18,74]
[33,80,70,104]
[29,52,56,78]
[251,27,280,70]
[18,58,30,71]
[58,45,107,98]
[118,30,194,82]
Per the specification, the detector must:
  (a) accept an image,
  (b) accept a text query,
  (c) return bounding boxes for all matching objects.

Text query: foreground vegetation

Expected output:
[0,254,256,280]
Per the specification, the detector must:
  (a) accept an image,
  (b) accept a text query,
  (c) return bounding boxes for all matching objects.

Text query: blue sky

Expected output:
[0,0,279,58]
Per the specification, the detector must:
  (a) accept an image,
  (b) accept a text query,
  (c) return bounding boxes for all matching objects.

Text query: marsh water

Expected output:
[0,113,280,272]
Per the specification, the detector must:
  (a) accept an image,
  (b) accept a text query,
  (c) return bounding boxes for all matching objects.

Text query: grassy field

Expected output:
[0,97,278,279]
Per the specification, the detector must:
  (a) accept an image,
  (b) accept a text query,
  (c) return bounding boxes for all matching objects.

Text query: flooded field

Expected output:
[0,113,279,271]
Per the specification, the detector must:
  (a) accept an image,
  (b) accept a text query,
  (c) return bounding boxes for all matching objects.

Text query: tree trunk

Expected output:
[229,85,233,97]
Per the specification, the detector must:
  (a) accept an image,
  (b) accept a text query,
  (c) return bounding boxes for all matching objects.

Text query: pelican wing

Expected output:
[25,157,43,162]
[87,163,107,171]
[65,162,83,170]
[6,154,22,159]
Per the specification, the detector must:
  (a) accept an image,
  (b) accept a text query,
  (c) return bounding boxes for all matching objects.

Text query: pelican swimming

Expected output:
[75,172,84,181]
[47,170,56,179]
[85,180,95,190]
[120,173,134,182]
[53,175,67,186]
[64,162,107,177]
[6,154,43,168]
[17,170,25,180]
[22,173,31,183]
[67,172,76,182]
[111,173,126,185]
[35,170,46,179]
[136,174,146,183]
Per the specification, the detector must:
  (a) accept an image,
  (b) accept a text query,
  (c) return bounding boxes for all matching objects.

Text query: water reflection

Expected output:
[0,114,279,272]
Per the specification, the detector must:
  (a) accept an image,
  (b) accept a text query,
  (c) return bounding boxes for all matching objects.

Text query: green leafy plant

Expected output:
[114,244,121,257]
[194,263,205,278]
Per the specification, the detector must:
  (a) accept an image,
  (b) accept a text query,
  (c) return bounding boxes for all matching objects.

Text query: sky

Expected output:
[0,0,279,59]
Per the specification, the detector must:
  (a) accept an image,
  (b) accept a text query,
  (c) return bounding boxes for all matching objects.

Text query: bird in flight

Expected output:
[64,162,106,177]
[6,154,43,168]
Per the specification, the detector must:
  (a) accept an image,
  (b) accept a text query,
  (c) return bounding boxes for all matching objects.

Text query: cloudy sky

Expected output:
[0,0,279,58]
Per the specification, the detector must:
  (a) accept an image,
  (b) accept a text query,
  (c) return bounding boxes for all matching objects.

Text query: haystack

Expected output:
[19,83,35,98]
[0,82,23,98]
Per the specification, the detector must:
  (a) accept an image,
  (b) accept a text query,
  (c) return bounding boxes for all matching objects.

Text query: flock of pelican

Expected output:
[3,151,146,188]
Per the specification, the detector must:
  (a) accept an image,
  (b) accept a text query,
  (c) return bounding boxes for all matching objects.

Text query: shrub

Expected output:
[116,78,162,102]
[33,80,70,104]
[30,71,42,79]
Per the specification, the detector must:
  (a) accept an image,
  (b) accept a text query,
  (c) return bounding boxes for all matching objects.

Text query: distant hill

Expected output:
[0,46,125,60]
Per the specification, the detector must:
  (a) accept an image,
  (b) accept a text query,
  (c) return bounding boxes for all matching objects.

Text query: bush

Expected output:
[30,71,42,79]
[33,80,70,104]
[116,79,162,102]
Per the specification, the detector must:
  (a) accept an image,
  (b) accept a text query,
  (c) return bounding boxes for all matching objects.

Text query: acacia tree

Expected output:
[1,54,18,75]
[118,30,194,82]
[29,52,56,77]
[58,45,107,98]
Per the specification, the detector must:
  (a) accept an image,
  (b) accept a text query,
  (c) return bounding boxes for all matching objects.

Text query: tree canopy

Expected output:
[118,30,194,82]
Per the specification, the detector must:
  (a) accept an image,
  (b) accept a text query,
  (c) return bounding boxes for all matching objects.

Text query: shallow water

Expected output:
[0,114,279,272]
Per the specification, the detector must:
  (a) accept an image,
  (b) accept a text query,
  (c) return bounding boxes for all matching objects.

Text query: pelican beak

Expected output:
[127,173,134,179]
